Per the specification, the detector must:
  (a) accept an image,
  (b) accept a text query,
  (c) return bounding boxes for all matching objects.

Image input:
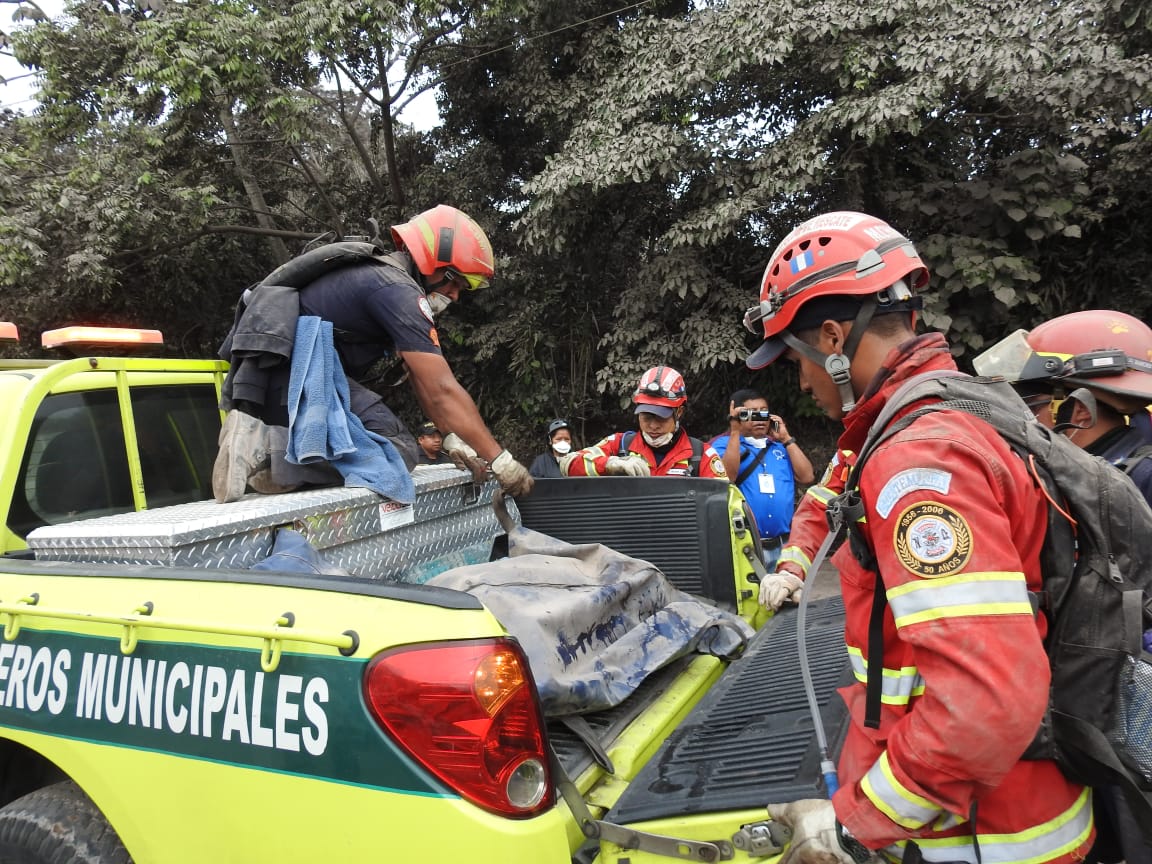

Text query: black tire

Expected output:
[0,781,131,864]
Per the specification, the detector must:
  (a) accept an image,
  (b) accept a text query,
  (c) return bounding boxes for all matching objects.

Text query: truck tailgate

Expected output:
[606,596,851,824]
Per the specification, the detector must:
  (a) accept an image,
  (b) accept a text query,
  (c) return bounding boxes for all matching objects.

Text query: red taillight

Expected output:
[364,639,554,818]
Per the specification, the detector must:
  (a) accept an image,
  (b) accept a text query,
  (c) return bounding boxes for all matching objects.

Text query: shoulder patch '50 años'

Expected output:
[893,501,973,577]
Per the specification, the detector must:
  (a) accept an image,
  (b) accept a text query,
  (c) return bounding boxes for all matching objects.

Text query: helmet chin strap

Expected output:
[779,297,880,415]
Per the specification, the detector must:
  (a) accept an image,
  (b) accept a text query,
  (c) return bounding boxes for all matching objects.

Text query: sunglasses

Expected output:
[444,268,490,291]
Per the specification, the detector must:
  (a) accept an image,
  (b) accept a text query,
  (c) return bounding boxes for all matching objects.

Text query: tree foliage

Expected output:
[2,0,479,352]
[506,0,1152,423]
[2,0,1151,460]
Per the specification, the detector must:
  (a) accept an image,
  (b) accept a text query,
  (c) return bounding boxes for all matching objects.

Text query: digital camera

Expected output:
[736,408,773,422]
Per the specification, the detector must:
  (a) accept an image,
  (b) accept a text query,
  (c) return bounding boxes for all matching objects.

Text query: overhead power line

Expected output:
[437,0,656,74]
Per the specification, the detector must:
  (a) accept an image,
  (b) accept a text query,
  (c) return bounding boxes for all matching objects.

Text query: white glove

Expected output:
[441,432,476,458]
[604,455,651,477]
[441,432,488,483]
[759,572,805,610]
[490,450,535,497]
[768,799,878,864]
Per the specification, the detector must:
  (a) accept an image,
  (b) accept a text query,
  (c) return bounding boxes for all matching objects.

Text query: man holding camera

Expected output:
[712,388,814,568]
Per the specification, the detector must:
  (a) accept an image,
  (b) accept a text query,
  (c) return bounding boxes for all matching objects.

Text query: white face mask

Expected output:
[552,440,572,456]
[426,292,453,317]
[642,430,674,448]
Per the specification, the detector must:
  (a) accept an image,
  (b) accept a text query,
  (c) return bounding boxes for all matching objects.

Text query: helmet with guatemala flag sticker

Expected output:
[390,205,495,289]
[633,366,687,418]
[744,212,929,370]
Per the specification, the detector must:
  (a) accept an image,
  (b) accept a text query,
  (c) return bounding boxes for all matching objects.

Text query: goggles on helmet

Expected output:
[974,329,1152,383]
[444,267,490,291]
[637,380,683,401]
[743,279,917,336]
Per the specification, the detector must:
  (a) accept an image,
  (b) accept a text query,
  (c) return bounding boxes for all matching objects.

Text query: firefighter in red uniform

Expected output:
[559,366,727,479]
[744,212,1093,864]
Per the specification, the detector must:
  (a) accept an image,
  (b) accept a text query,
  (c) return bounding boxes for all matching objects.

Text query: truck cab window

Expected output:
[14,391,132,533]
[7,384,219,539]
[130,385,219,507]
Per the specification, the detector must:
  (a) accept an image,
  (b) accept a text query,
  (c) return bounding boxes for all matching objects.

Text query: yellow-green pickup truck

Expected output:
[0,327,849,864]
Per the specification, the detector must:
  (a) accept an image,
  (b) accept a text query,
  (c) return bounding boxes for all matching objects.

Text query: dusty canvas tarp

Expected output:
[428,524,754,717]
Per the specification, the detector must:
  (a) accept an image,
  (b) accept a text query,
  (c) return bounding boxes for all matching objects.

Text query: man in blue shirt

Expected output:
[711,388,814,568]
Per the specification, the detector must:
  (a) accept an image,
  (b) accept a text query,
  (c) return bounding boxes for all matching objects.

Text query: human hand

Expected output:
[490,450,534,497]
[604,455,651,477]
[728,400,741,429]
[759,572,804,610]
[442,432,488,483]
[768,800,877,864]
[777,561,807,580]
[441,432,474,458]
[770,415,791,443]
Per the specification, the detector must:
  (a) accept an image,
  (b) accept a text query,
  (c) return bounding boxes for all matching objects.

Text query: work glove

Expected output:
[759,572,805,611]
[490,450,535,497]
[768,800,879,864]
[442,432,489,484]
[603,455,651,477]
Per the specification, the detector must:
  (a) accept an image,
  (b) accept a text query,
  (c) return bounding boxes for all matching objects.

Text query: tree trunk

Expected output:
[220,105,290,264]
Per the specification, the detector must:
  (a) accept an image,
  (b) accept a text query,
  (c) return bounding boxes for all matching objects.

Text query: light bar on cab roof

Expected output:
[0,322,18,343]
[41,326,164,350]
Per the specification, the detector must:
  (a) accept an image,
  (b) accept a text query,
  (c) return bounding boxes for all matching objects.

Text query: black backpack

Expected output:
[824,371,1152,834]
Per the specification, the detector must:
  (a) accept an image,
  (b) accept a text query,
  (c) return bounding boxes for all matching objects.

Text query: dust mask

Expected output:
[552,440,572,456]
[642,430,674,448]
[427,292,453,317]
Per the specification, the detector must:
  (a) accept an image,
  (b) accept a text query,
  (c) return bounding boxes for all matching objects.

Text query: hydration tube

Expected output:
[796,526,842,797]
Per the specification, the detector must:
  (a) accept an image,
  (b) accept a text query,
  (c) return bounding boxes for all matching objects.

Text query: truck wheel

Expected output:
[0,781,131,864]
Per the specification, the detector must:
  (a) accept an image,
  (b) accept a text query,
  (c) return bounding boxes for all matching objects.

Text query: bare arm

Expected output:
[401,350,503,462]
[770,415,815,485]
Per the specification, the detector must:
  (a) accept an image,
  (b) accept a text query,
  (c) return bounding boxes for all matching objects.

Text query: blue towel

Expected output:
[286,317,415,504]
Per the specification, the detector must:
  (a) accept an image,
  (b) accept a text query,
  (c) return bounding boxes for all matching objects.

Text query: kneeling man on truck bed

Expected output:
[214,204,532,503]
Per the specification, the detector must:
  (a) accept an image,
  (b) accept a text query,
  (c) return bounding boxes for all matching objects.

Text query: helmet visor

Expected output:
[973,329,1067,382]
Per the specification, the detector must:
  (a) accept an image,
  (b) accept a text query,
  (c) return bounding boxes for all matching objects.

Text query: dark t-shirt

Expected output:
[1089,424,1152,507]
[298,259,442,379]
[529,452,564,478]
[417,451,453,466]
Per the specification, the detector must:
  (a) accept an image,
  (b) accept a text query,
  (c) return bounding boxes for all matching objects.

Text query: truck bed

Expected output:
[607,596,851,823]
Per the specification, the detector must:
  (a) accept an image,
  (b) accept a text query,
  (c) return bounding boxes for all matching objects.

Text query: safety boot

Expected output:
[212,410,272,503]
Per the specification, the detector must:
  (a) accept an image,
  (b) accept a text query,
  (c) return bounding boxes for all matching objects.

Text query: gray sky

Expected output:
[0,0,64,111]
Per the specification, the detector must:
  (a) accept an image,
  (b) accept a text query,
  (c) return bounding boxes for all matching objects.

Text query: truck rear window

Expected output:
[7,384,219,538]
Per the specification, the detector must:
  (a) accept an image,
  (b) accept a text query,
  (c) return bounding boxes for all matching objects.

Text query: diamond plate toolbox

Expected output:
[27,465,514,583]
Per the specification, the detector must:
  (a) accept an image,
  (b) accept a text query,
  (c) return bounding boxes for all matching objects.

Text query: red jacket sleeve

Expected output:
[561,433,622,476]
